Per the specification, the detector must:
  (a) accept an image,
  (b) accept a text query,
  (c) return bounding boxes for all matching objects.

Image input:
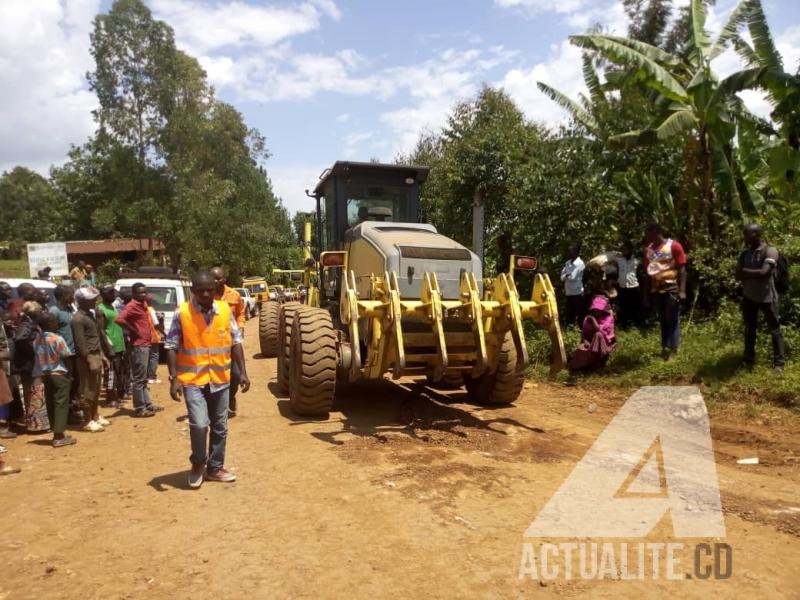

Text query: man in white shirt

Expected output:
[615,241,641,328]
[560,244,585,328]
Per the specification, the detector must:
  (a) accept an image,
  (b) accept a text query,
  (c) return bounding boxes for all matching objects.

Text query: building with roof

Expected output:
[65,238,164,269]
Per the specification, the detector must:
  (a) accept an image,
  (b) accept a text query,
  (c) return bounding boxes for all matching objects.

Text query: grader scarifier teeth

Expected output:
[339,266,566,382]
[419,272,447,382]
[521,273,568,377]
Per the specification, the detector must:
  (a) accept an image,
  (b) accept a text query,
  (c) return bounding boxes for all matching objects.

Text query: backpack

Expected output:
[775,251,790,294]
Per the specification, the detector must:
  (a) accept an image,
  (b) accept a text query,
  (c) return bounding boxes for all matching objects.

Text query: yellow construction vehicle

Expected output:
[242,276,269,305]
[274,161,566,416]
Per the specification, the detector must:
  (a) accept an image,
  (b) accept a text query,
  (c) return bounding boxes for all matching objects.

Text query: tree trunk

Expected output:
[699,128,719,242]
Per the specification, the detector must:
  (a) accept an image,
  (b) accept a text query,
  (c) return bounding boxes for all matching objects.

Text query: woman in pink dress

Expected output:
[569,295,617,374]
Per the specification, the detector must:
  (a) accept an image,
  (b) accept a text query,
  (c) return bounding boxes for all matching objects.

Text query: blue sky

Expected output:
[1,0,799,215]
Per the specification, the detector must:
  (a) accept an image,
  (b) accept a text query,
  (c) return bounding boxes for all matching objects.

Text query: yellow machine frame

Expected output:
[327,251,566,384]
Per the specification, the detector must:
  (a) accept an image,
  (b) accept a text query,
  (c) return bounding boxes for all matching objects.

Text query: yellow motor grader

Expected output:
[276,161,566,416]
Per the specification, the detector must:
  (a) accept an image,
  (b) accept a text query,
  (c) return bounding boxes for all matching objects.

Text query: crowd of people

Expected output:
[560,222,787,379]
[0,266,250,486]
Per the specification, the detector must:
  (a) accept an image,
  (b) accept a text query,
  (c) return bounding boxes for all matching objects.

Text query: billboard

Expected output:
[27,242,69,278]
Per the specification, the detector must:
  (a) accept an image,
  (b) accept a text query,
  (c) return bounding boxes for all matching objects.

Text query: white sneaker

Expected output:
[97,416,111,427]
[83,420,105,433]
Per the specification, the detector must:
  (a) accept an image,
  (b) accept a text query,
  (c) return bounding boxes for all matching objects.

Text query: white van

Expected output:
[114,271,192,336]
[1,278,58,306]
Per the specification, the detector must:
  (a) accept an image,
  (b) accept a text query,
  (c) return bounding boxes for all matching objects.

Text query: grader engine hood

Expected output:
[352,222,482,300]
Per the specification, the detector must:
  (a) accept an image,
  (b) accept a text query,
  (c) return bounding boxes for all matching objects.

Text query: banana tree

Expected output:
[568,0,764,244]
[732,0,800,204]
[536,52,606,136]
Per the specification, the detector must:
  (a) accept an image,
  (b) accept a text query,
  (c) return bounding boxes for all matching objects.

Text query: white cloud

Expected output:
[495,0,627,128]
[777,24,800,71]
[380,46,517,153]
[268,163,325,214]
[150,0,356,103]
[500,39,586,126]
[343,131,373,158]
[150,0,340,55]
[0,0,99,174]
[494,0,588,15]
[566,0,628,32]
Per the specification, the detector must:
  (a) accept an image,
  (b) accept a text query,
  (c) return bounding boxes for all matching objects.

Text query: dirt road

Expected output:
[2,330,799,599]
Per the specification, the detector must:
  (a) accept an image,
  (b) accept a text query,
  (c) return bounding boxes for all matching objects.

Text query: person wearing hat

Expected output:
[568,294,617,379]
[71,287,112,432]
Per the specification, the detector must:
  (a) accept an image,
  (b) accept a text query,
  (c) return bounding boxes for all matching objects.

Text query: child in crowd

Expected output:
[34,313,77,448]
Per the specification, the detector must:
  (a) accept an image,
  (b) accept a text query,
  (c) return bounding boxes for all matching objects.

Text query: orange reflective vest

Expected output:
[176,300,233,386]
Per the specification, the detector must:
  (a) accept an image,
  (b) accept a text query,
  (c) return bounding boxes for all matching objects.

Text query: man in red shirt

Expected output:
[115,282,160,417]
[643,223,687,360]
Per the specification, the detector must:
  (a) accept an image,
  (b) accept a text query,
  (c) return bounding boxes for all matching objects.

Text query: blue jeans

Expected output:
[131,346,153,413]
[184,384,230,471]
[147,344,160,380]
[653,291,681,351]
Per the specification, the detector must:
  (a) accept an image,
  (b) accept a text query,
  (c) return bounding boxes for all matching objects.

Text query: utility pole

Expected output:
[472,189,485,267]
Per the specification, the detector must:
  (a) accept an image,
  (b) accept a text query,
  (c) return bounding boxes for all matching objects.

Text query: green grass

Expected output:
[0,259,30,278]
[527,301,800,409]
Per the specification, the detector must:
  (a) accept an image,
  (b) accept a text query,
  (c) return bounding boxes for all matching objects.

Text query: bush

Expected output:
[528,302,799,409]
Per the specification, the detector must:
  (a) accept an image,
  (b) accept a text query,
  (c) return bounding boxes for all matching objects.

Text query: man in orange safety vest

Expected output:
[165,271,250,489]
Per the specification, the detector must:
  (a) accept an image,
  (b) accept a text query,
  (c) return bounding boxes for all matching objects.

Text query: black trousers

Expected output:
[564,295,586,329]
[742,298,785,367]
[617,287,641,329]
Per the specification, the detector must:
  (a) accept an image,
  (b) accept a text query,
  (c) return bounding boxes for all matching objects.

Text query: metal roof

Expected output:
[312,161,430,195]
[65,238,164,254]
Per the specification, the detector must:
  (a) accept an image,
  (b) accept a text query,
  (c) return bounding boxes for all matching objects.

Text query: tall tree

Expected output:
[0,167,62,248]
[624,0,673,46]
[87,0,177,253]
[430,87,542,271]
[88,0,175,166]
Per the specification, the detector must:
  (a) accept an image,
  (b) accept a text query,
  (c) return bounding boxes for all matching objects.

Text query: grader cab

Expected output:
[274,161,566,416]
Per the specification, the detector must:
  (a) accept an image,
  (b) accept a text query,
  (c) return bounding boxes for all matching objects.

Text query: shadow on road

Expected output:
[268,382,288,400]
[148,470,193,492]
[279,377,545,446]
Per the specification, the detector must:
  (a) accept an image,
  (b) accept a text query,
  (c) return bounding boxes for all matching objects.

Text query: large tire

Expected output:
[258,301,280,357]
[276,302,304,392]
[464,332,524,405]
[289,308,337,416]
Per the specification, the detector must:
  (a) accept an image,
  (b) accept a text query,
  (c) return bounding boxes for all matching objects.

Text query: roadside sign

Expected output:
[27,242,69,277]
